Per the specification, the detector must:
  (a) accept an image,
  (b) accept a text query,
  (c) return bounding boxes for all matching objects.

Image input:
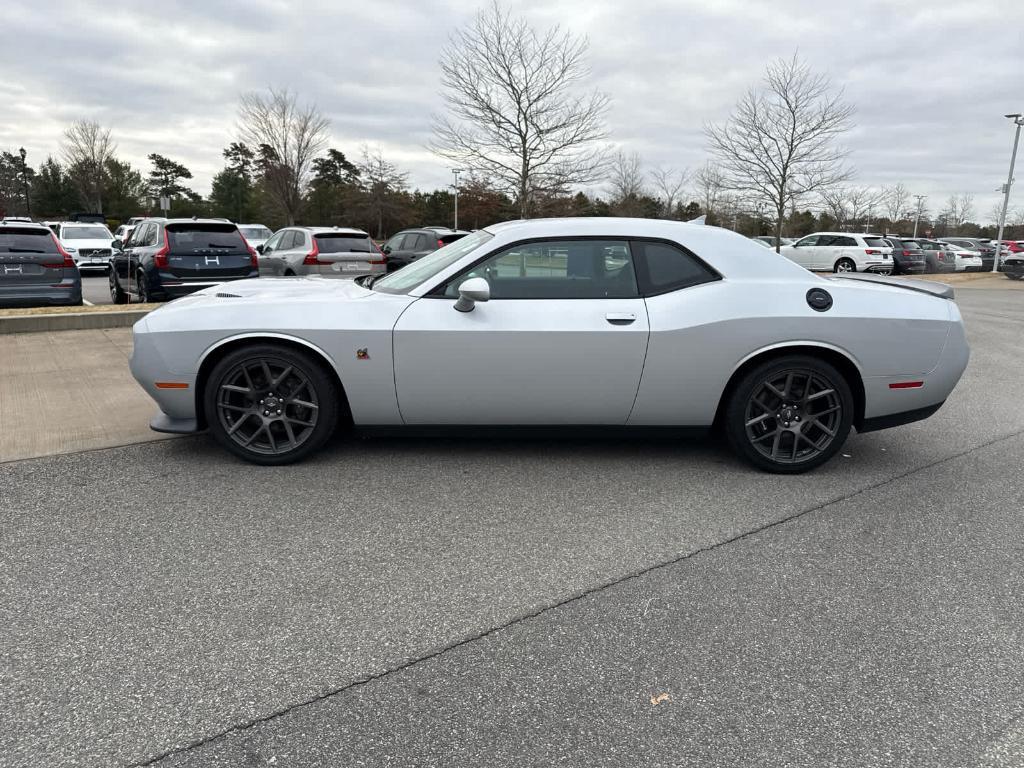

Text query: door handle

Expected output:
[605,312,636,325]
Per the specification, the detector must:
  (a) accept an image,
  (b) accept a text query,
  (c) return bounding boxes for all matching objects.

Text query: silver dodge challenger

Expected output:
[129,218,969,473]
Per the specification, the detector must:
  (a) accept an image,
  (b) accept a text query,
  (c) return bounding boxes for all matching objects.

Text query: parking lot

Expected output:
[1,287,1023,767]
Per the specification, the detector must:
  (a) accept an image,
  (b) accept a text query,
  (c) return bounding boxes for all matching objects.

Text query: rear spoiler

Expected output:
[826,273,954,300]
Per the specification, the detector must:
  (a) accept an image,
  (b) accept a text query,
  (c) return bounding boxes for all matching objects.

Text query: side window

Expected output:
[442,239,638,299]
[634,241,718,295]
[146,224,161,247]
[134,223,151,246]
[263,231,283,251]
[835,236,856,247]
[387,234,407,251]
[415,234,433,250]
[816,235,838,247]
[795,235,819,247]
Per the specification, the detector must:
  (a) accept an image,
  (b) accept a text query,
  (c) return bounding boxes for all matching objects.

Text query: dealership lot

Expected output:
[1,288,1023,766]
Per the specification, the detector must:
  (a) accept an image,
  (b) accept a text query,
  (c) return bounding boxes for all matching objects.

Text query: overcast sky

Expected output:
[2,0,1022,221]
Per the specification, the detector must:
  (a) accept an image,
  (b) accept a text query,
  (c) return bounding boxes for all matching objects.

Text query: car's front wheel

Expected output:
[833,258,856,273]
[724,355,854,473]
[109,270,127,304]
[204,343,340,465]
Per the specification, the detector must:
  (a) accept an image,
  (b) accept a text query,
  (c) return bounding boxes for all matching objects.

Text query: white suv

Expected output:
[56,222,116,273]
[780,232,894,274]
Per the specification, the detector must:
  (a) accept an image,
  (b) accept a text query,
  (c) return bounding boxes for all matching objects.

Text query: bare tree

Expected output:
[650,165,689,219]
[61,120,116,213]
[607,150,647,216]
[705,54,854,251]
[882,183,910,224]
[820,186,885,230]
[431,1,609,218]
[237,88,329,225]
[356,146,409,239]
[694,163,727,225]
[941,192,975,233]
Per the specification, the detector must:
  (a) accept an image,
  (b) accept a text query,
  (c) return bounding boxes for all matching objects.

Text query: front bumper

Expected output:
[1001,259,1024,277]
[151,412,200,434]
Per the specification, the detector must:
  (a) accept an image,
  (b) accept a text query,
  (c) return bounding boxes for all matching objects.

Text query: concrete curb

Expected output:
[0,309,151,334]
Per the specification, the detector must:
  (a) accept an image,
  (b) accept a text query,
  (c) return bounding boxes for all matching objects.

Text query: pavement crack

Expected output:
[128,426,1024,767]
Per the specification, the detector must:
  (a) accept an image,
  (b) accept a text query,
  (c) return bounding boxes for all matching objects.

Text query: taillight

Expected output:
[437,239,445,248]
[902,250,912,257]
[864,249,880,255]
[369,242,386,265]
[302,238,322,266]
[153,229,170,268]
[43,234,76,268]
[246,243,258,268]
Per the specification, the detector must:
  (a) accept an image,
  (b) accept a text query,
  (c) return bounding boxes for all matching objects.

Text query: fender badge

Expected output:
[356,348,370,360]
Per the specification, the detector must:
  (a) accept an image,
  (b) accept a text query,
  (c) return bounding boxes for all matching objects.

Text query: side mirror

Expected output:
[256,244,265,254]
[453,277,490,312]
[111,239,122,250]
[382,245,392,255]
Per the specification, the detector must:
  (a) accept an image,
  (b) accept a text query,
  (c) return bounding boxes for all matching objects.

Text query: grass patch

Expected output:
[0,303,159,317]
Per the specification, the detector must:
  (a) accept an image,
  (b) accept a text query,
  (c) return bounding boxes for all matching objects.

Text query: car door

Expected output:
[383,233,410,270]
[258,231,285,276]
[813,235,840,270]
[832,235,858,269]
[117,222,147,288]
[392,238,650,425]
[788,235,819,268]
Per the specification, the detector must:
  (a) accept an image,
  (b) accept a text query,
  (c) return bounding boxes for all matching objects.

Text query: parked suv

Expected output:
[0,220,82,307]
[915,240,956,273]
[237,224,273,252]
[256,226,385,277]
[882,236,927,275]
[381,227,471,272]
[778,232,894,273]
[940,238,995,270]
[56,221,116,273]
[110,218,257,303]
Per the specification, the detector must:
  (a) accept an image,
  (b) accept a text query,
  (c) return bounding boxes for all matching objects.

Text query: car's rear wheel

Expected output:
[724,355,854,473]
[109,270,127,304]
[833,258,856,273]
[204,344,339,465]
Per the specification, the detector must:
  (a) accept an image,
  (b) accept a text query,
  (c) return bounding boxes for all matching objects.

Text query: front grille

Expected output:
[80,249,111,259]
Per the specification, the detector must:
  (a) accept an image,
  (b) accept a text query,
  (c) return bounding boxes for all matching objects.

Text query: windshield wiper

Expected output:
[6,248,47,253]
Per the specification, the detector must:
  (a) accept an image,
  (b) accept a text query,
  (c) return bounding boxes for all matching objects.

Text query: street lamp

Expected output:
[451,168,463,230]
[18,147,31,218]
[993,113,1024,273]
[912,194,926,238]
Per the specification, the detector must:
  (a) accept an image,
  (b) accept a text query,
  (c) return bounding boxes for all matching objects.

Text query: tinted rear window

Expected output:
[0,229,57,253]
[439,232,468,245]
[167,224,247,250]
[314,234,374,253]
[864,237,889,248]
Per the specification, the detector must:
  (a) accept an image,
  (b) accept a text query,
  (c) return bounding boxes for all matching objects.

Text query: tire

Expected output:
[724,355,854,474]
[203,343,340,465]
[136,272,151,303]
[833,258,856,273]
[1007,273,1023,281]
[109,270,128,304]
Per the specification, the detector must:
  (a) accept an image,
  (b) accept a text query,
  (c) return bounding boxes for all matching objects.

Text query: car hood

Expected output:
[187,276,374,303]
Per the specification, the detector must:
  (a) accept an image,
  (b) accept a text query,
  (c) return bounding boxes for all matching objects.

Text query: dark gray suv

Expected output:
[381,227,470,272]
[0,221,82,308]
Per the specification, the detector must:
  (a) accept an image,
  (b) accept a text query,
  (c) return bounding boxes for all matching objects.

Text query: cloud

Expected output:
[1,0,1022,221]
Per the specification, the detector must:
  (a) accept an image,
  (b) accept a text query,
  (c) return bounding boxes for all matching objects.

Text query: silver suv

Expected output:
[256,226,385,278]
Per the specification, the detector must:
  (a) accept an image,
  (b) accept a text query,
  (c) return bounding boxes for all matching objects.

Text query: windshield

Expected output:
[239,226,272,240]
[372,229,494,294]
[62,225,113,240]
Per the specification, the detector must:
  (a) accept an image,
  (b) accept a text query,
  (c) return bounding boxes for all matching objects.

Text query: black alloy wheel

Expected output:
[725,355,854,473]
[204,344,339,465]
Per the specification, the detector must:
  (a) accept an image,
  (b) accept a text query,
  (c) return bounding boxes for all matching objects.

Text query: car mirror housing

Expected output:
[382,245,392,254]
[256,244,265,254]
[111,239,122,251]
[453,277,490,312]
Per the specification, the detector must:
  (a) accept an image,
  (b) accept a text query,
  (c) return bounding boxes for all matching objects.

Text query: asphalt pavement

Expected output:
[81,274,113,305]
[1,288,1023,767]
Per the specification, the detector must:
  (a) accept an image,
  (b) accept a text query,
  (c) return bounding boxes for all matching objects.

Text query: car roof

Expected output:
[0,220,52,232]
[137,217,238,226]
[237,223,270,228]
[295,226,369,235]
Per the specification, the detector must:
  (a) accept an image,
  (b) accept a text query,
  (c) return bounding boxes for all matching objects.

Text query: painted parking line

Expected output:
[83,299,95,306]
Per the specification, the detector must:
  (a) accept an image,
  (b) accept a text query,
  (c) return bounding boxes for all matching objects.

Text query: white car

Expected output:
[129,218,969,474]
[113,224,135,243]
[56,222,115,273]
[780,232,894,274]
[941,244,984,272]
[237,224,273,252]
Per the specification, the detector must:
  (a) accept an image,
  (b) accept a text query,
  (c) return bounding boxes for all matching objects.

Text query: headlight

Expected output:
[65,246,78,253]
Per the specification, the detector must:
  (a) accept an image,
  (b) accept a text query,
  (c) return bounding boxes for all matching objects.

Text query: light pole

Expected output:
[912,194,926,238]
[18,147,31,218]
[451,169,463,230]
[993,113,1024,272]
